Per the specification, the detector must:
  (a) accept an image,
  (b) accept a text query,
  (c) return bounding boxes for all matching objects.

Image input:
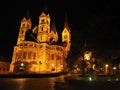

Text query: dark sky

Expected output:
[0,1,120,62]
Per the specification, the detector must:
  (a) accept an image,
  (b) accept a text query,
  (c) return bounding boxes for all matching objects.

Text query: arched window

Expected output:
[42,19,44,23]
[22,23,25,27]
[18,51,22,60]
[23,51,27,59]
[51,54,54,60]
[28,51,32,59]
[33,52,36,59]
[64,35,67,39]
[21,30,24,34]
[41,27,43,31]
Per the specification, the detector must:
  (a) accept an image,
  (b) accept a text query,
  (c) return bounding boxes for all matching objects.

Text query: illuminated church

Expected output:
[9,8,71,74]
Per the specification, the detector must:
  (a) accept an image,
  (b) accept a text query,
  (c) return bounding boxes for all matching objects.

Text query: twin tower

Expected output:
[10,8,71,74]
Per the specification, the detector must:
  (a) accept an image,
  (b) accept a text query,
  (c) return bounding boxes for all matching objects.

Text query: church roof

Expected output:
[24,9,31,19]
[51,18,57,34]
[64,13,70,33]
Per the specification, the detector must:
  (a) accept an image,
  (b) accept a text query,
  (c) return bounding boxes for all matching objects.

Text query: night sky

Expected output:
[0,1,120,62]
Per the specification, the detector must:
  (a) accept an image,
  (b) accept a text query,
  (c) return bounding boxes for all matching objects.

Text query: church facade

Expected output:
[9,9,71,74]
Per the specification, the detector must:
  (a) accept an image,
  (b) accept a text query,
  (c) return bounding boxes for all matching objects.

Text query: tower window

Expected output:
[20,39,22,41]
[64,30,67,33]
[40,45,43,48]
[22,24,25,27]
[41,19,44,23]
[41,27,43,31]
[51,54,54,60]
[64,35,67,39]
[21,31,24,34]
[33,52,36,59]
[28,52,32,59]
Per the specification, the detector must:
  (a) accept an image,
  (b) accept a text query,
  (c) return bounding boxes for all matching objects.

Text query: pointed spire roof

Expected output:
[21,17,27,22]
[40,2,49,17]
[64,13,70,32]
[41,4,49,16]
[25,8,31,19]
[21,9,31,22]
[51,17,57,34]
[40,12,47,17]
[43,2,48,14]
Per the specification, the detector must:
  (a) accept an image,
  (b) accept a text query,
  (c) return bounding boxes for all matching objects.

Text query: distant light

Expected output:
[107,78,111,81]
[116,78,119,81]
[21,63,24,66]
[113,67,116,70]
[52,64,54,67]
[61,65,63,68]
[105,64,109,67]
[89,77,92,81]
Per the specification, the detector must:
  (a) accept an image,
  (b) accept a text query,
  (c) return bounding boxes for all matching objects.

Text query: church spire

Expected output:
[24,8,31,19]
[50,17,58,43]
[43,2,48,14]
[64,13,70,33]
[51,17,57,34]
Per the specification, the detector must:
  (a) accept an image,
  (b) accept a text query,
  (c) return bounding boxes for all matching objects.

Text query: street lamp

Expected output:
[105,64,109,75]
[61,64,63,68]
[21,63,24,67]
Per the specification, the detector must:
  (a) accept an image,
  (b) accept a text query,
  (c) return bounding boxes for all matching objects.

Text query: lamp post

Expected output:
[105,64,109,75]
[21,63,24,67]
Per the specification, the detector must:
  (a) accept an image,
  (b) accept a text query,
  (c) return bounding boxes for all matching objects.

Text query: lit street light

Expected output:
[21,63,24,67]
[105,64,109,75]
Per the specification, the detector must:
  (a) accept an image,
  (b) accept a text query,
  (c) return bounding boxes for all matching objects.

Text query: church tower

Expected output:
[62,14,71,59]
[37,11,50,43]
[62,15,71,51]
[10,6,71,74]
[17,17,32,45]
